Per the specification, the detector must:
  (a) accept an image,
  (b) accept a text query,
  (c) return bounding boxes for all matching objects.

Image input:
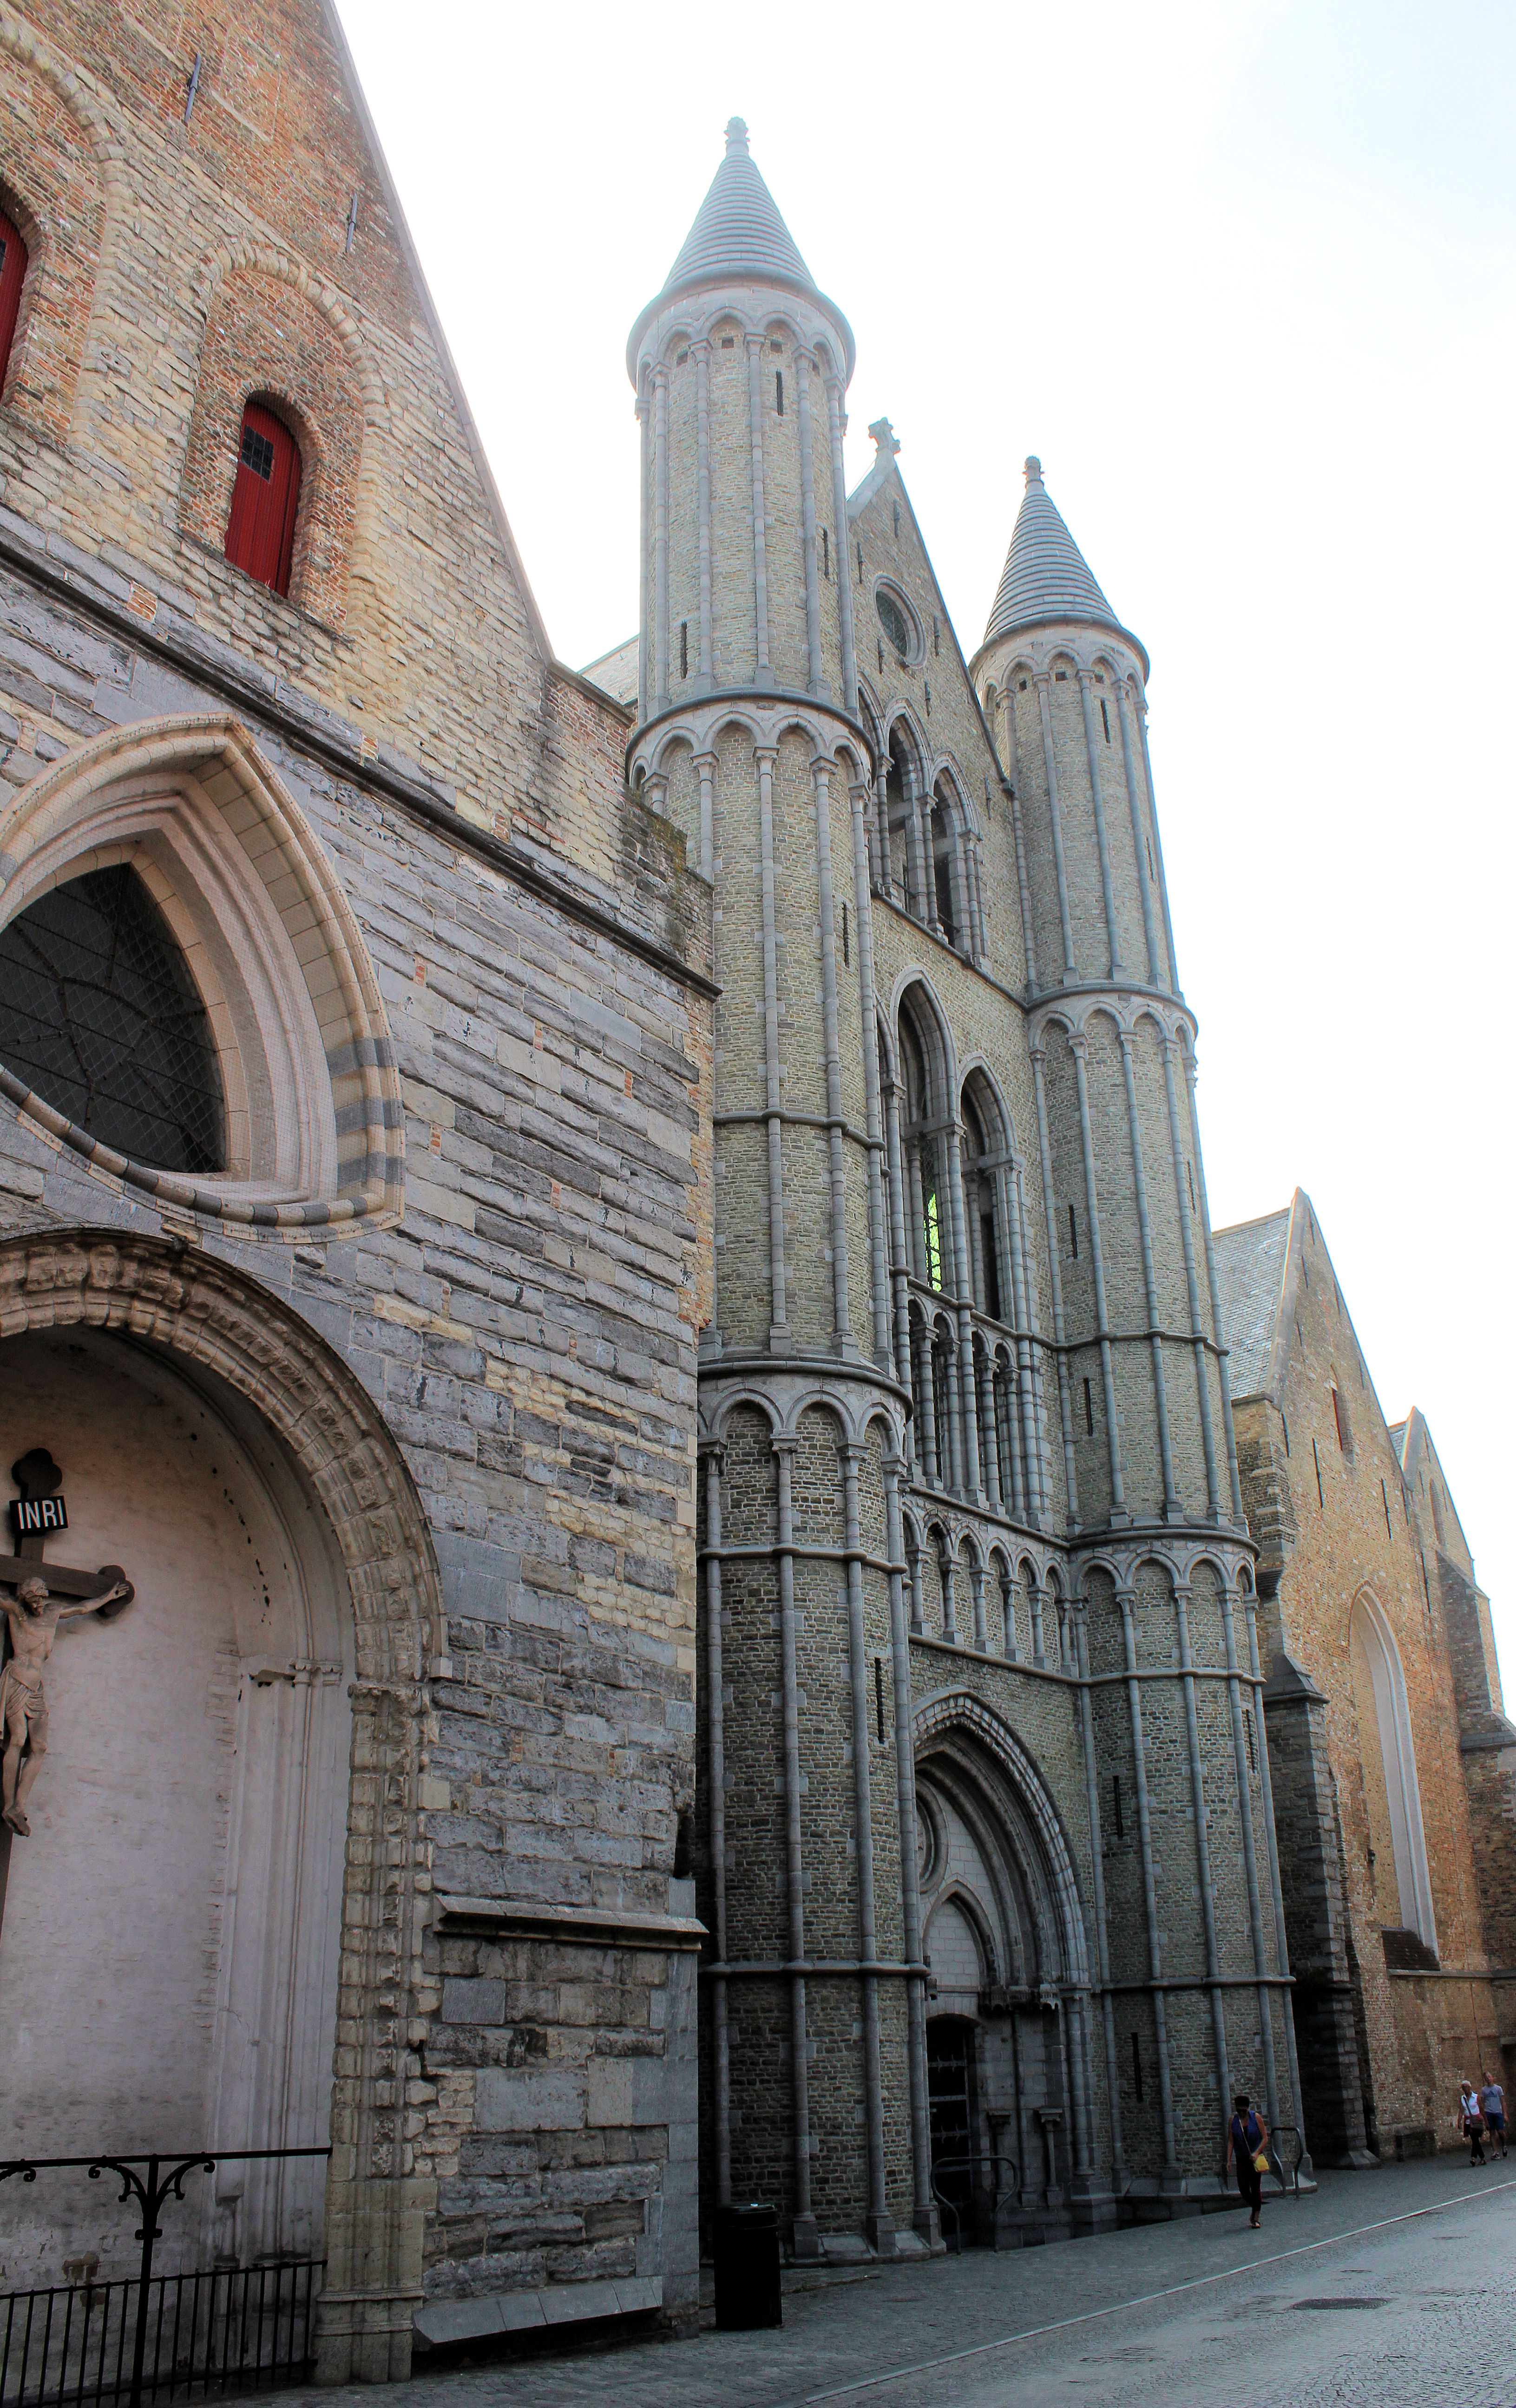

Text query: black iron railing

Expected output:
[0,2149,329,2408]
[929,2152,1019,2253]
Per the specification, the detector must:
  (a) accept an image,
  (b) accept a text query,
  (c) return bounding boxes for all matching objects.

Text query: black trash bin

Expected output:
[713,2200,782,2330]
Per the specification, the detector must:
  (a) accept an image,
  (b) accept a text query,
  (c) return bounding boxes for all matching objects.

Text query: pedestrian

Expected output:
[1457,2079,1487,2166]
[1480,2071,1507,2159]
[1226,2092,1270,2229]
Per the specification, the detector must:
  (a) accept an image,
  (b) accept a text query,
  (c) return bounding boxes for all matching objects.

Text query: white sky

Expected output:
[337,0,1516,1683]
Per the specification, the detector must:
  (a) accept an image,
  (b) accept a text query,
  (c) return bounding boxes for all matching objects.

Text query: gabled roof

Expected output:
[627,121,854,377]
[1212,1204,1294,1399]
[981,457,1139,665]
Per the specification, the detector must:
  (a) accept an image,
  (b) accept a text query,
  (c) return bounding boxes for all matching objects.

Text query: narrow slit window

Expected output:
[841,903,849,966]
[1146,838,1155,878]
[1331,1385,1351,1453]
[1112,1773,1124,1839]
[1381,1478,1393,1538]
[0,208,29,399]
[1187,1161,1196,1213]
[932,616,940,656]
[1281,1412,1290,1458]
[1083,1377,1095,1436]
[924,679,931,715]
[775,369,784,415]
[679,618,688,678]
[1313,1438,1324,1508]
[1243,1708,1256,1772]
[874,1656,886,1745]
[878,636,885,675]
[1100,698,1111,742]
[857,541,864,582]
[224,399,301,598]
[1131,2032,1144,2102]
[1068,1203,1079,1259]
[893,500,900,538]
[821,528,830,579]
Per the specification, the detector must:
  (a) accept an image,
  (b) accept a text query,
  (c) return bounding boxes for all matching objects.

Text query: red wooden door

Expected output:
[224,400,302,596]
[0,209,29,397]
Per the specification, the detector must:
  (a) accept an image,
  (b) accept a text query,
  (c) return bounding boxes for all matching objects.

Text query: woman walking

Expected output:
[1457,2079,1487,2165]
[1226,2093,1270,2229]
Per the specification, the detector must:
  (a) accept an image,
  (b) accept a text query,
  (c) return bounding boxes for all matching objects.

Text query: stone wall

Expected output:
[0,0,715,2368]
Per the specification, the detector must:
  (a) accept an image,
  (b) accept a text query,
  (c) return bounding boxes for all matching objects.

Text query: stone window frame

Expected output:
[179,254,373,632]
[873,576,923,668]
[0,713,404,1230]
[0,49,108,445]
[1350,1586,1439,1956]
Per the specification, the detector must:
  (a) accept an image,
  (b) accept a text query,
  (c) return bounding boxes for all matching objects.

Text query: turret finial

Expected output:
[869,416,901,458]
[1024,455,1043,487]
[725,116,750,154]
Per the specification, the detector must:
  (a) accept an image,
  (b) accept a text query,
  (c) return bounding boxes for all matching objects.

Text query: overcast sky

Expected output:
[337,0,1515,1682]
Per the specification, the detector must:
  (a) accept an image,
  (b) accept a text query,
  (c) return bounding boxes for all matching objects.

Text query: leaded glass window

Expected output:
[876,588,912,661]
[0,864,225,1173]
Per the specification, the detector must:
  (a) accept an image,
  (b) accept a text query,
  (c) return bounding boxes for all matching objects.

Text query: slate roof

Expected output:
[1211,1205,1293,1399]
[982,457,1124,649]
[662,118,815,298]
[628,121,854,377]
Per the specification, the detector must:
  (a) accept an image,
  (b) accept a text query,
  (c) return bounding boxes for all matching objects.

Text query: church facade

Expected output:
[0,2,1506,2376]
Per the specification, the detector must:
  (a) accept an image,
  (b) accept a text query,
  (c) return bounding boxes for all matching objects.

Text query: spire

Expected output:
[982,456,1125,648]
[660,117,817,300]
[628,120,855,379]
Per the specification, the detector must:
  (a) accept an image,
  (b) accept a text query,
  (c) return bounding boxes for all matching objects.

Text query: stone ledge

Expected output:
[413,2274,663,2347]
[433,1892,707,1950]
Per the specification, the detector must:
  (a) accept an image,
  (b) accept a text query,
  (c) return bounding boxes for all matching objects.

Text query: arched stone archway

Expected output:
[913,1691,1104,2238]
[0,1229,445,2382]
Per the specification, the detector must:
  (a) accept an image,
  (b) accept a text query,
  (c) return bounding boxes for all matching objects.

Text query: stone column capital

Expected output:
[770,1433,799,1460]
[691,748,719,773]
[753,744,779,771]
[1067,1029,1089,1062]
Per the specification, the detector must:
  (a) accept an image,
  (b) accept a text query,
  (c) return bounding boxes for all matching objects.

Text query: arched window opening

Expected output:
[886,727,924,918]
[1349,1592,1438,1956]
[0,863,224,1174]
[898,1002,949,1294]
[931,798,957,947]
[0,206,28,398]
[225,399,302,598]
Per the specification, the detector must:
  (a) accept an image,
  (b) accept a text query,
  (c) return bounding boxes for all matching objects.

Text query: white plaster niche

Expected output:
[0,1326,352,2284]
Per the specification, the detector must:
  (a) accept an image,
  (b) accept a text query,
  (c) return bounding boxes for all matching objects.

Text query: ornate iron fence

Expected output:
[0,2149,329,2408]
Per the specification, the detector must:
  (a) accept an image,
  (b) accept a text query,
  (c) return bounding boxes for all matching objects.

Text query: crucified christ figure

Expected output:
[1,1573,129,1835]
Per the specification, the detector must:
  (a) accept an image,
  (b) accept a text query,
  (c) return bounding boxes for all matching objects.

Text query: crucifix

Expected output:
[0,1449,133,1850]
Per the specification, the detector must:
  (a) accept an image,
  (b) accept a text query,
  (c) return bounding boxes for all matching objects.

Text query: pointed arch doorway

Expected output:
[916,1692,1099,2244]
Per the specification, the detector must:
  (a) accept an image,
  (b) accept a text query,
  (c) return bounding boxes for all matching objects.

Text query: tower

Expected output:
[971,460,1307,2189]
[628,121,924,2253]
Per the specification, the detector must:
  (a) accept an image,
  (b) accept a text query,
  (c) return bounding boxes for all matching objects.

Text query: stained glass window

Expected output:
[0,864,225,1173]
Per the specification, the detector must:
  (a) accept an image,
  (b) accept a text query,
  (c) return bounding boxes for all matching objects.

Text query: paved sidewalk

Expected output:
[281,2157,1516,2408]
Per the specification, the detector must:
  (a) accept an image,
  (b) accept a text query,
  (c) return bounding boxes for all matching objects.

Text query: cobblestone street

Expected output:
[269,2159,1516,2408]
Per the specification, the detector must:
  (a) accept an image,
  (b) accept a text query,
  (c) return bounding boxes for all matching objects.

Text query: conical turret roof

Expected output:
[628,120,854,377]
[663,118,815,296]
[982,457,1127,649]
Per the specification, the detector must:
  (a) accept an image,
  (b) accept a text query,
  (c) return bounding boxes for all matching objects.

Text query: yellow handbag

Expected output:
[1252,2148,1270,2174]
